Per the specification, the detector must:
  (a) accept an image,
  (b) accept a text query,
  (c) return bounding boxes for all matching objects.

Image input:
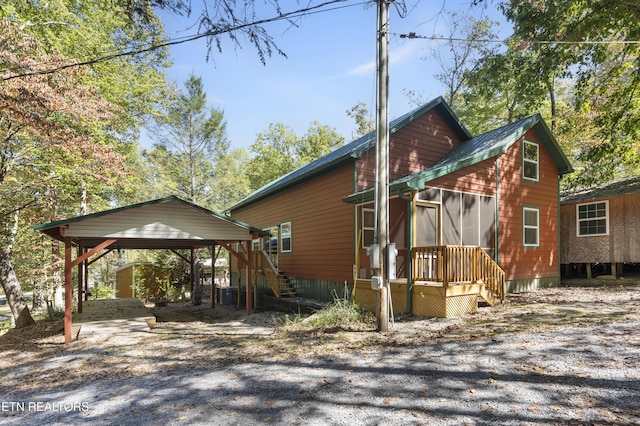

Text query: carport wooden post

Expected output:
[64,238,73,344]
[246,240,253,315]
[210,244,216,309]
[77,245,84,313]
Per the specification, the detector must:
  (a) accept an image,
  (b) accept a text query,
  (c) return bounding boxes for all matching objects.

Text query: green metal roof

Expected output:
[561,176,640,204]
[343,113,573,203]
[229,97,471,211]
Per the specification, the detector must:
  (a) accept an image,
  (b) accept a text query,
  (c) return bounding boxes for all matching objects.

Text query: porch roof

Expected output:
[229,97,470,212]
[343,114,574,203]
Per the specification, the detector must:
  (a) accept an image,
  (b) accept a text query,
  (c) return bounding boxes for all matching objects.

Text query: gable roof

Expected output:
[230,97,470,211]
[35,195,264,249]
[343,113,573,203]
[561,176,640,204]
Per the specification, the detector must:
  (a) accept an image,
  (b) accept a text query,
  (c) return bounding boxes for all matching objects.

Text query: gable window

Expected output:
[362,208,375,248]
[523,140,539,181]
[281,221,292,253]
[577,201,608,236]
[523,207,540,247]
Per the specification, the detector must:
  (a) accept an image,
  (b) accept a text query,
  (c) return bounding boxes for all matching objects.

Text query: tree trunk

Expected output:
[0,249,35,328]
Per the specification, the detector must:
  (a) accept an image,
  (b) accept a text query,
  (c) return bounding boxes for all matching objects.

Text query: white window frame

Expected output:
[280,221,292,253]
[523,206,540,247]
[522,139,539,182]
[361,207,375,249]
[577,200,609,237]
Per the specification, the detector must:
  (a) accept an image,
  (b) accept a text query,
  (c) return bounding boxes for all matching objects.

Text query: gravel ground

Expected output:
[1,279,639,425]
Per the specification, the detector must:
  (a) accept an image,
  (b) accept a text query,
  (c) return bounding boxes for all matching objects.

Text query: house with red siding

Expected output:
[229,97,573,317]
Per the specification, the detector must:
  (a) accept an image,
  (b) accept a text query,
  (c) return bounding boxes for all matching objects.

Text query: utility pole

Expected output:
[375,0,390,332]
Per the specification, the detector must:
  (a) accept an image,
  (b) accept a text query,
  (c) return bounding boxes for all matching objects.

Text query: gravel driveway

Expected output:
[1,280,639,425]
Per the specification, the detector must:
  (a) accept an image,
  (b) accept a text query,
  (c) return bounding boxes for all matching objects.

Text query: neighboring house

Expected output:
[560,176,640,278]
[229,97,573,317]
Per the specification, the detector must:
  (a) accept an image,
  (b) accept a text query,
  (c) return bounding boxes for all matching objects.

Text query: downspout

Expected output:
[399,190,414,315]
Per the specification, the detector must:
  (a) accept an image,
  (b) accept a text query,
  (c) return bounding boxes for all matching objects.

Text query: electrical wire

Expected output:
[1,0,370,81]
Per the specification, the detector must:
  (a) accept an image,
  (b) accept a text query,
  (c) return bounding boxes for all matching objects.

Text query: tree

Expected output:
[499,0,640,184]
[245,122,345,191]
[406,12,498,109]
[455,39,547,134]
[346,101,375,139]
[147,73,229,206]
[0,19,126,326]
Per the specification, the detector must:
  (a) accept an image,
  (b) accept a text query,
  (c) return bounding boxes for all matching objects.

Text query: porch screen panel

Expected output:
[479,195,496,259]
[442,190,461,245]
[461,193,479,246]
[416,205,438,246]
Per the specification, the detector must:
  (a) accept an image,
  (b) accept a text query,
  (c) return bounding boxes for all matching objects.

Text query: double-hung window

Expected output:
[523,140,539,182]
[523,207,540,247]
[577,201,608,236]
[281,222,292,252]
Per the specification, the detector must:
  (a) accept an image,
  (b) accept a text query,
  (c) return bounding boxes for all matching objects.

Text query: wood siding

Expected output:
[561,192,640,264]
[231,165,355,282]
[357,108,466,191]
[424,158,497,196]
[65,200,255,241]
[497,131,560,281]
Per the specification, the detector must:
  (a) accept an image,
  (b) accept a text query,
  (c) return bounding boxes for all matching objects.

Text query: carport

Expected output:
[34,196,265,343]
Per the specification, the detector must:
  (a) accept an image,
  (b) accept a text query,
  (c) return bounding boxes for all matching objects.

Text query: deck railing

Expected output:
[252,250,284,297]
[412,245,505,301]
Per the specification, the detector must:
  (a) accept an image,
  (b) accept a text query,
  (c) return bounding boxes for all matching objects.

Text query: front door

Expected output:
[416,203,439,246]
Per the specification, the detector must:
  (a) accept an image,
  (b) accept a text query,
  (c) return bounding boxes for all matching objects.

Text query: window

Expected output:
[577,201,608,236]
[280,222,292,253]
[362,208,375,248]
[523,207,539,247]
[523,140,539,181]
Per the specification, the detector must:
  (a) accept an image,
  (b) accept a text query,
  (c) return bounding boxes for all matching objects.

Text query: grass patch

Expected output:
[278,297,374,332]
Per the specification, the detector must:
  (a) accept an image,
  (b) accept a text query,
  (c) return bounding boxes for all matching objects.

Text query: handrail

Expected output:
[252,250,283,297]
[412,245,505,302]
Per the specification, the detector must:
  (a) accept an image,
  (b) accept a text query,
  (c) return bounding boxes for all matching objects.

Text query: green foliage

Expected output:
[92,285,115,300]
[246,121,345,191]
[346,101,375,139]
[499,0,640,185]
[146,74,230,208]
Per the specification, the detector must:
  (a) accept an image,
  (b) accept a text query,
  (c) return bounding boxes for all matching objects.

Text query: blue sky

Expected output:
[153,0,508,151]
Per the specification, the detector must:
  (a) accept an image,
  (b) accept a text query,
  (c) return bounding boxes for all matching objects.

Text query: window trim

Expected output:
[280,221,292,253]
[522,139,539,182]
[522,206,540,248]
[576,200,609,237]
[361,207,375,249]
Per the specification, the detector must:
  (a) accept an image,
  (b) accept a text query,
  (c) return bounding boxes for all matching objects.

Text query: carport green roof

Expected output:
[229,97,470,211]
[343,113,573,203]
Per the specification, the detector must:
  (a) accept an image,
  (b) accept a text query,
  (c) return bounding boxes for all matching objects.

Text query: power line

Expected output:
[2,0,368,81]
[396,31,640,45]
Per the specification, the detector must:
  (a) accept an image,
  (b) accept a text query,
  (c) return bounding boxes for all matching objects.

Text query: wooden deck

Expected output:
[355,245,505,318]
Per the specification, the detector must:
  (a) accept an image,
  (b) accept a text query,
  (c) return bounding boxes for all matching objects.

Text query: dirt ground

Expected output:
[0,278,639,425]
[1,276,638,354]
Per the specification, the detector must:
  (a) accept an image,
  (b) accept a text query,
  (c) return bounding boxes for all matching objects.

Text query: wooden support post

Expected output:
[77,245,83,313]
[246,240,253,315]
[64,238,73,344]
[586,263,592,280]
[211,245,216,309]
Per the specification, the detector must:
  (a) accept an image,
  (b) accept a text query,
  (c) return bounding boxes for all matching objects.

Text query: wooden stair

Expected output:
[253,251,297,298]
[478,280,502,306]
